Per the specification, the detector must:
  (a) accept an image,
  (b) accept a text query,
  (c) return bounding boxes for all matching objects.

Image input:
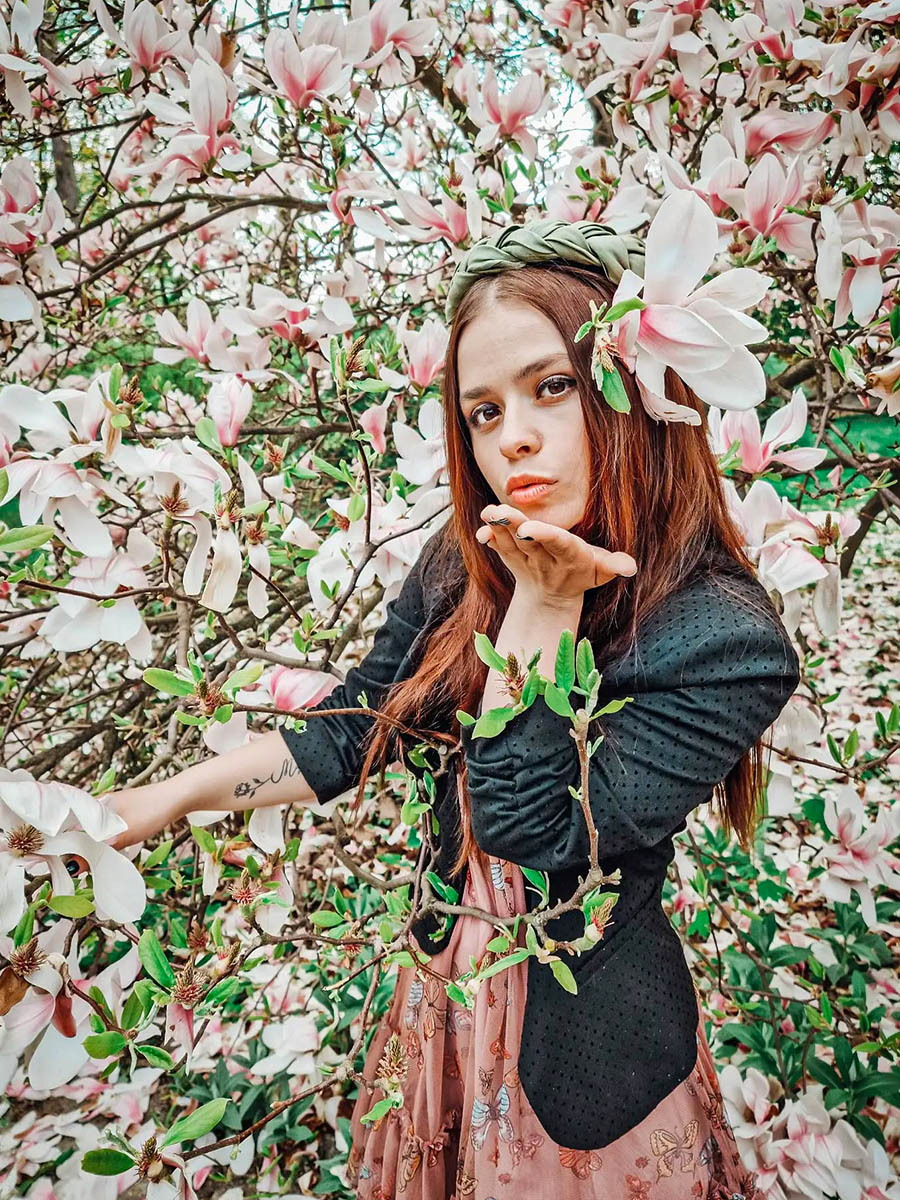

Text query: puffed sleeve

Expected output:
[278,529,442,806]
[460,575,801,871]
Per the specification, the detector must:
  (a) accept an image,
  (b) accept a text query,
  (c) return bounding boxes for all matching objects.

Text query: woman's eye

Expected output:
[537,375,575,398]
[466,403,499,429]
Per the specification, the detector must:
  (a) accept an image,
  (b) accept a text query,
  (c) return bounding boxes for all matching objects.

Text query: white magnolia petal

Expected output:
[43,831,147,923]
[26,1019,91,1090]
[643,190,717,306]
[56,496,114,556]
[638,304,731,371]
[0,857,27,935]
[248,804,286,855]
[64,786,127,841]
[200,527,243,613]
[0,989,55,1056]
[182,515,213,595]
[685,297,769,346]
[688,267,772,311]
[0,778,70,836]
[677,345,767,410]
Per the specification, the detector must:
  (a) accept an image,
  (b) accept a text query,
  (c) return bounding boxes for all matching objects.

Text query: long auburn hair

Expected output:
[349,261,778,876]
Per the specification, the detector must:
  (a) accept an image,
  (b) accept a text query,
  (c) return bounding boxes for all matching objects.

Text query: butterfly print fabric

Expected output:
[345,851,760,1200]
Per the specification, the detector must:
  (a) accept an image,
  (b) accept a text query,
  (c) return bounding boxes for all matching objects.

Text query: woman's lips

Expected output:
[508,480,556,503]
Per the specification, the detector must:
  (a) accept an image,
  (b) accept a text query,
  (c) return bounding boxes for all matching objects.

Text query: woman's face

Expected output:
[456,299,590,530]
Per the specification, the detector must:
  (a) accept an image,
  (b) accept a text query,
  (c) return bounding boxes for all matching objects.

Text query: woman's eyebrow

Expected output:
[459,354,570,404]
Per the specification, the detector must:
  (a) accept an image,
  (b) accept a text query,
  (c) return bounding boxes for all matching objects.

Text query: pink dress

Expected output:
[346,851,761,1200]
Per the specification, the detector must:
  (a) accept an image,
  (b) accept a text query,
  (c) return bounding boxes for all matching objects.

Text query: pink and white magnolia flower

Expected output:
[264,30,353,110]
[360,0,438,85]
[722,153,815,260]
[460,61,546,159]
[0,156,65,325]
[37,526,157,660]
[304,486,445,614]
[92,0,188,78]
[359,399,390,454]
[206,374,253,446]
[392,186,472,244]
[0,932,142,1091]
[815,204,898,328]
[155,297,234,369]
[250,1013,320,1079]
[743,107,836,158]
[219,283,312,347]
[391,395,446,486]
[399,316,449,388]
[134,51,250,200]
[268,663,339,715]
[609,189,772,423]
[0,0,46,119]
[865,347,900,417]
[707,386,827,475]
[819,782,900,928]
[0,769,145,935]
[729,479,861,637]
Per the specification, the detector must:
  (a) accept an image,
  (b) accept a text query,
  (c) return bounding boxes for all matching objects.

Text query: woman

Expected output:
[110,220,799,1199]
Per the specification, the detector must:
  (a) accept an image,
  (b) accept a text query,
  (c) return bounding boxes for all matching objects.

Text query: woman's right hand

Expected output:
[104,781,188,851]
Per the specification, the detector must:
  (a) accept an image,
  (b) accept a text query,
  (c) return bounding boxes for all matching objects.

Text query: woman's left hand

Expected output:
[476,503,637,606]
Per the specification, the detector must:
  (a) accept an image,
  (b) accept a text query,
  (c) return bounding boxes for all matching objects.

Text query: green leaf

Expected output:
[143,668,195,697]
[550,958,578,994]
[346,492,366,523]
[476,948,531,979]
[194,416,223,454]
[600,367,631,413]
[575,637,596,689]
[136,1044,175,1069]
[84,1031,127,1058]
[310,910,345,928]
[191,825,217,855]
[472,707,517,737]
[473,630,508,674]
[222,662,264,692]
[0,525,55,553]
[519,866,549,899]
[0,468,8,505]
[349,377,391,393]
[359,1095,401,1125]
[554,629,575,694]
[424,871,459,904]
[120,990,144,1031]
[602,297,646,323]
[143,839,174,870]
[890,305,900,344]
[543,682,575,719]
[138,929,176,989]
[13,905,35,947]
[202,976,240,1007]
[48,893,95,918]
[81,1149,135,1176]
[161,1097,231,1148]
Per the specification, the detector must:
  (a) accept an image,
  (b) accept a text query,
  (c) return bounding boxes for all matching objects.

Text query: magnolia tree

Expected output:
[0,0,899,1195]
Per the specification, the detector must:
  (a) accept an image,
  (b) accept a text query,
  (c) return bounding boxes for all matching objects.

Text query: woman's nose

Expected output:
[498,414,541,456]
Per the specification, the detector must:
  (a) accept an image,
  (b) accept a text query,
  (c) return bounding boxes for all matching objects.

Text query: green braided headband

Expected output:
[444,218,646,323]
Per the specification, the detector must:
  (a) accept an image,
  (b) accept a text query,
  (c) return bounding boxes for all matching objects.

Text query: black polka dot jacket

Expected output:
[279,525,801,1150]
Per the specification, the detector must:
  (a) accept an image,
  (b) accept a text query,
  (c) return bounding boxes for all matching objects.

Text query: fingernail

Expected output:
[516,532,534,540]
[488,517,510,525]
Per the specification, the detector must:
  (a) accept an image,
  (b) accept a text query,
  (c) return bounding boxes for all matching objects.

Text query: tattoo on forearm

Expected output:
[233,755,302,801]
